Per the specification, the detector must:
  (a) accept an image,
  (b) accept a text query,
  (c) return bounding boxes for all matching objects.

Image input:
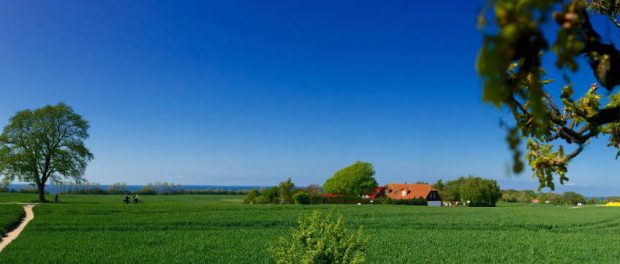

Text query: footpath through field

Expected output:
[0,204,36,252]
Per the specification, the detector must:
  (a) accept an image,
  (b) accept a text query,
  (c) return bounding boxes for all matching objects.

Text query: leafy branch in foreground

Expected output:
[478,0,620,190]
[269,210,368,264]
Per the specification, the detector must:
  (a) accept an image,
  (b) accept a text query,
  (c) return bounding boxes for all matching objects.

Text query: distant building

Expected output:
[384,183,442,206]
[531,198,540,204]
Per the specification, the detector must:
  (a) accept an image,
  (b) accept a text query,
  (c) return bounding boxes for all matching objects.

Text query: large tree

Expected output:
[478,0,620,190]
[0,103,93,201]
[323,161,378,197]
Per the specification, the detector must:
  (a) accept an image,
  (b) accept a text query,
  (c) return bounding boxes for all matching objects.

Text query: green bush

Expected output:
[293,192,310,205]
[309,194,326,204]
[269,210,368,264]
[244,190,259,204]
[252,195,270,204]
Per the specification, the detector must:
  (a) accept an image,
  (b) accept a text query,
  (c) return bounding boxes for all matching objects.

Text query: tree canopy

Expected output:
[478,0,620,190]
[433,176,502,207]
[278,178,295,204]
[323,161,378,197]
[0,103,93,201]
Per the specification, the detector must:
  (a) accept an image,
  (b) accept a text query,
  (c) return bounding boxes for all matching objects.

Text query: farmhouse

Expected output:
[384,183,442,206]
[363,183,441,206]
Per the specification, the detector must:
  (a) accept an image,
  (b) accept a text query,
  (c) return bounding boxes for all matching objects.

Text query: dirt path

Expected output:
[0,204,36,252]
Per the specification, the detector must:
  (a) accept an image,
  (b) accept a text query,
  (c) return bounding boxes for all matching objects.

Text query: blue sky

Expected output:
[0,1,618,196]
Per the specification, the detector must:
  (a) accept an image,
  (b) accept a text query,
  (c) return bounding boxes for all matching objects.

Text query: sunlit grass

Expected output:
[0,193,619,263]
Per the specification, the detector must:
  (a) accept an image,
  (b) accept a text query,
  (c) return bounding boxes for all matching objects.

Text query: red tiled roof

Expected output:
[320,193,341,198]
[385,183,433,200]
[367,186,385,199]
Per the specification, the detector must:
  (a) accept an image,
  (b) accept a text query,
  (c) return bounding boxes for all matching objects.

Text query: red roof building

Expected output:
[384,183,441,201]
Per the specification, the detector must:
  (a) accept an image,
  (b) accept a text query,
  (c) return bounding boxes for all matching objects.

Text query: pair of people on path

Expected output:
[123,194,139,204]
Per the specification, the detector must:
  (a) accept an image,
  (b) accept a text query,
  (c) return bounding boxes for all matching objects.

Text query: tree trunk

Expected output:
[37,183,46,202]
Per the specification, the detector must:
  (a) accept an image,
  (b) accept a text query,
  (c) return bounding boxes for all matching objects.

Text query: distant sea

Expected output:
[7,183,267,194]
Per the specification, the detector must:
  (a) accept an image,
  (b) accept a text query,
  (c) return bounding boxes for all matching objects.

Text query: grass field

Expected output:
[0,204,24,241]
[0,193,619,263]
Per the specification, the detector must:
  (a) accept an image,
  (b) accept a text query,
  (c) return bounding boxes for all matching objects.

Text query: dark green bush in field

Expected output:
[252,195,270,204]
[243,178,309,204]
[434,176,501,207]
[262,187,279,203]
[309,194,326,204]
[244,190,259,204]
[293,192,310,205]
[269,210,367,264]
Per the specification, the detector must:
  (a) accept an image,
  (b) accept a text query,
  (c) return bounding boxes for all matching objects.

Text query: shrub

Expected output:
[269,210,368,264]
[293,192,310,205]
[244,190,259,204]
[252,195,270,204]
[309,194,326,204]
[390,198,427,206]
[262,187,279,203]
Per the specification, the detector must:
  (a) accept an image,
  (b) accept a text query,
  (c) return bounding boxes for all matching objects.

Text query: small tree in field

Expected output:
[0,103,93,201]
[278,177,295,204]
[269,210,368,264]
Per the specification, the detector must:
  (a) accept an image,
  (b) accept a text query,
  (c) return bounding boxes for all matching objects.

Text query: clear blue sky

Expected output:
[0,1,618,196]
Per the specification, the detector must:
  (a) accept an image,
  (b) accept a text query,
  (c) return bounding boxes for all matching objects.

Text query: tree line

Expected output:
[431,176,502,207]
[500,189,597,205]
[0,182,253,195]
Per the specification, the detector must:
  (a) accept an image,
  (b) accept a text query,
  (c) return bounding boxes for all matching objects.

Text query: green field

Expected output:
[0,204,24,240]
[0,193,619,263]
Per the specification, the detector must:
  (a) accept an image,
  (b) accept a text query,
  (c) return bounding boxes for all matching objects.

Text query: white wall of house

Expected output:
[427,201,442,207]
